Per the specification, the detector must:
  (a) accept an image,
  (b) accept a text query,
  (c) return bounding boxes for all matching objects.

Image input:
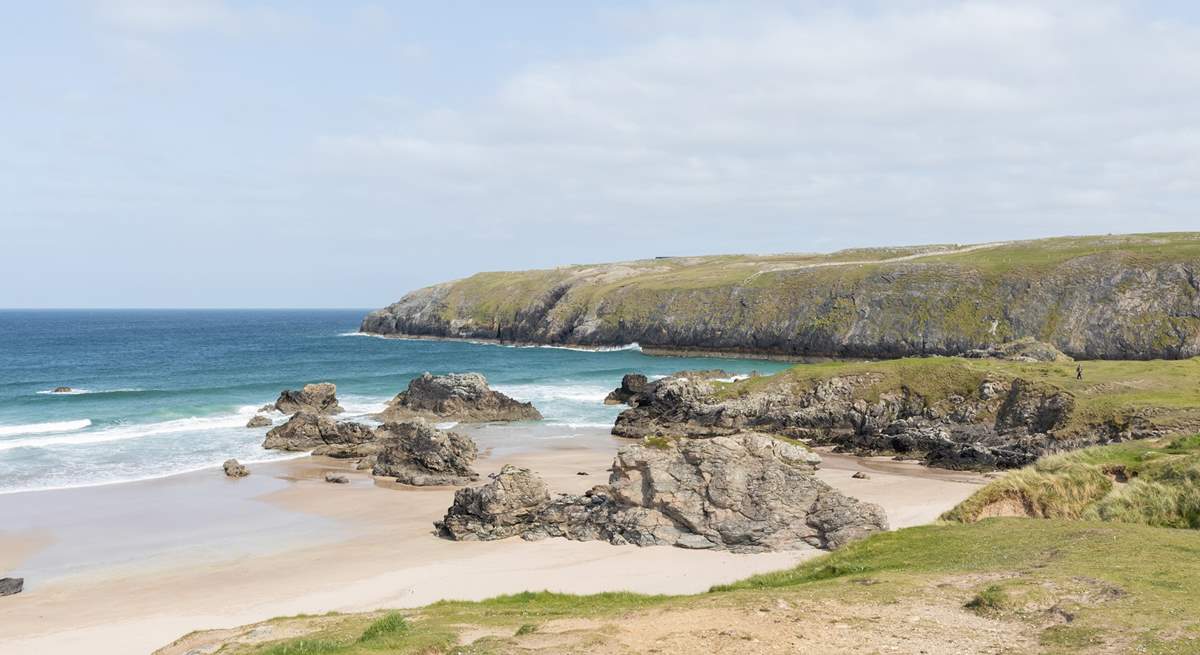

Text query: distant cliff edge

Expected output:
[361,233,1200,360]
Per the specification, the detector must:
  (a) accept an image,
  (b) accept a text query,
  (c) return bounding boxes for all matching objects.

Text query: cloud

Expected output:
[314,0,1200,247]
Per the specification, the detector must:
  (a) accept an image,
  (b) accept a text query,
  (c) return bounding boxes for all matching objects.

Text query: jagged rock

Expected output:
[274,383,343,415]
[964,338,1072,363]
[324,472,350,484]
[223,459,249,478]
[372,421,478,486]
[437,433,887,552]
[262,412,375,451]
[0,577,22,596]
[258,404,275,413]
[852,471,869,479]
[609,368,1125,471]
[604,374,649,405]
[52,386,72,393]
[246,415,272,428]
[377,372,542,423]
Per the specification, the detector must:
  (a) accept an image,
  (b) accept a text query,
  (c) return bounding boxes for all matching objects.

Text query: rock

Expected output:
[377,372,542,423]
[372,421,479,486]
[851,471,870,479]
[262,412,375,451]
[964,338,1072,363]
[576,471,589,476]
[223,459,249,478]
[324,472,350,484]
[0,577,22,596]
[258,404,275,413]
[437,433,887,552]
[52,386,72,393]
[604,373,648,405]
[274,382,343,415]
[246,415,272,428]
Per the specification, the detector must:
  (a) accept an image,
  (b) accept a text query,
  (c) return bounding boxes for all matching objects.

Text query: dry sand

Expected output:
[0,437,987,655]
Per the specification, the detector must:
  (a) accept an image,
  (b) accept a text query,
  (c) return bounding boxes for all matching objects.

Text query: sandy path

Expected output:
[740,241,1009,284]
[0,443,986,655]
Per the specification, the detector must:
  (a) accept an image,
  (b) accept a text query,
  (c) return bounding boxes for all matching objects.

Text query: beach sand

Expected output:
[0,432,987,655]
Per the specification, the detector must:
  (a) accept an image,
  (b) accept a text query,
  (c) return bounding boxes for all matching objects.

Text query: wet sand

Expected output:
[0,432,988,655]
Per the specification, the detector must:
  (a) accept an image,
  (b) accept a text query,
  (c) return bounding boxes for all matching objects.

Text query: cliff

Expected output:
[361,233,1200,360]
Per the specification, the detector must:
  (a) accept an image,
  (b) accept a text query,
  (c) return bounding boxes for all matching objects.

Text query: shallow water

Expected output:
[0,310,787,494]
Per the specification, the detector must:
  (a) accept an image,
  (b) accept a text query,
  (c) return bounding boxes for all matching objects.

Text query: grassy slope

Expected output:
[195,520,1200,655]
[711,355,1200,438]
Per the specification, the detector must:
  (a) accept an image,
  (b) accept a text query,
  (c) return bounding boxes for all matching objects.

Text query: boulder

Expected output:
[324,472,350,484]
[223,459,249,478]
[274,382,343,415]
[377,372,542,423]
[604,373,648,405]
[438,433,887,552]
[262,412,375,451]
[52,386,72,393]
[246,415,272,428]
[372,421,479,486]
[0,577,22,597]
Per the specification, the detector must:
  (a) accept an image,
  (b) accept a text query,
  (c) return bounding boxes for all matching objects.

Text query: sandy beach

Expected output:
[0,429,988,655]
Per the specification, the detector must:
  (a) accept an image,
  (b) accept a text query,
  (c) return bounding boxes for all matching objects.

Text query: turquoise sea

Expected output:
[0,310,786,494]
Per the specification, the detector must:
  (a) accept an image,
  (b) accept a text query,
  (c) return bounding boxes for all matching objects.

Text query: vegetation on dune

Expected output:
[944,435,1200,527]
[216,521,1200,654]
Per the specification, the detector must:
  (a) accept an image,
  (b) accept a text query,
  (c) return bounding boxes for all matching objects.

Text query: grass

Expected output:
[233,520,1200,654]
[944,435,1200,528]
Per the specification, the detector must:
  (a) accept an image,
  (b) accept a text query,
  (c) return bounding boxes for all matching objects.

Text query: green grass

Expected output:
[945,436,1200,529]
[965,584,1009,614]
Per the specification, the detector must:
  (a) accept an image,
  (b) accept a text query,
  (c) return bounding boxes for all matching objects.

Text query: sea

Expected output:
[0,310,787,495]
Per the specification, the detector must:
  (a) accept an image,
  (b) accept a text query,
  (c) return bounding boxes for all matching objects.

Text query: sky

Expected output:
[2,1,1199,308]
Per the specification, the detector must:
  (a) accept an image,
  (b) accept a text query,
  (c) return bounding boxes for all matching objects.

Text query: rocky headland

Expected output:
[360,233,1200,360]
[438,432,887,552]
[377,372,542,423]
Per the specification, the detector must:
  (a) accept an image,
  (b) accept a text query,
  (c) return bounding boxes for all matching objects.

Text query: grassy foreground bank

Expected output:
[162,518,1200,654]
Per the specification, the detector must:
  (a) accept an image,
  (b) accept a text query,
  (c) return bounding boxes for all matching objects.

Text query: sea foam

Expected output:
[0,419,93,438]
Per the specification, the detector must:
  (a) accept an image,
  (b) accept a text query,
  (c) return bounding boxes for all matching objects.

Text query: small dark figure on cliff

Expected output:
[1076,365,1083,380]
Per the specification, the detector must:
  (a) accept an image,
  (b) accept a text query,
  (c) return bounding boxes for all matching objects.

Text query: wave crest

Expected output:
[0,419,92,438]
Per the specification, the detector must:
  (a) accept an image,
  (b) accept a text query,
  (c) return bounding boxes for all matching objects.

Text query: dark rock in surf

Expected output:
[274,382,343,415]
[246,415,272,428]
[377,372,541,423]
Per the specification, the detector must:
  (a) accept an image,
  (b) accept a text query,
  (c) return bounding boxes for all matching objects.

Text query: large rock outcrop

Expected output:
[262,412,375,452]
[377,372,542,423]
[372,421,479,486]
[437,433,888,552]
[360,234,1200,360]
[609,366,1111,471]
[274,383,343,415]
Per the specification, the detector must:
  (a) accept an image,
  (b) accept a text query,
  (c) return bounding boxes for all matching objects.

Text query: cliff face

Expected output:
[361,233,1200,360]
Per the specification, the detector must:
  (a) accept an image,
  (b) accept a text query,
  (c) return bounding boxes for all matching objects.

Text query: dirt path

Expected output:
[741,241,1010,284]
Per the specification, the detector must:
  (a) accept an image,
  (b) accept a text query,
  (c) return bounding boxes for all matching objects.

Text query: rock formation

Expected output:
[377,372,542,423]
[360,233,1200,360]
[52,386,72,393]
[0,577,22,597]
[262,412,375,452]
[324,472,350,484]
[246,415,272,428]
[372,421,479,486]
[608,367,1110,470]
[437,433,887,552]
[604,374,648,405]
[273,383,343,415]
[223,459,249,478]
[964,338,1071,363]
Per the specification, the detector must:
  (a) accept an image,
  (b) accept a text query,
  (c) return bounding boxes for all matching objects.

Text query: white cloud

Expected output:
[315,0,1200,247]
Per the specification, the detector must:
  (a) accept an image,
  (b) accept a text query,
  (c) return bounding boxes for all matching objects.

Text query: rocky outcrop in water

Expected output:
[0,577,22,597]
[372,421,479,486]
[437,433,887,552]
[604,374,649,405]
[223,459,249,478]
[274,383,343,415]
[246,415,272,428]
[262,412,375,452]
[360,234,1200,360]
[609,367,1119,470]
[377,372,542,423]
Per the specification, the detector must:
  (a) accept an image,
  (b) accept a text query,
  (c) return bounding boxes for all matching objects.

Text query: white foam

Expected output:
[434,421,459,430]
[493,383,612,405]
[0,419,93,438]
[337,331,387,338]
[0,407,257,452]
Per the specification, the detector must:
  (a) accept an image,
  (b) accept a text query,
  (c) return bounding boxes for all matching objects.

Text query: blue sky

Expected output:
[2,1,1199,308]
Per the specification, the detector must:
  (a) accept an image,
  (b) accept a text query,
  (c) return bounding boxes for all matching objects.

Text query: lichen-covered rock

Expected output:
[245,415,272,428]
[274,383,343,415]
[371,421,479,486]
[437,433,887,552]
[262,412,375,451]
[377,372,542,423]
[604,373,649,405]
[223,459,249,478]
